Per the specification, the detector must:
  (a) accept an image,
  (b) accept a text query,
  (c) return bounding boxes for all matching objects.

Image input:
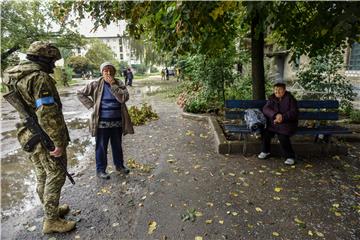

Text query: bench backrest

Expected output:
[225,100,339,121]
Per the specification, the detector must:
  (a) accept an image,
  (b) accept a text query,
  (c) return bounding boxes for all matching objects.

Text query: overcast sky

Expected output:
[76,18,126,38]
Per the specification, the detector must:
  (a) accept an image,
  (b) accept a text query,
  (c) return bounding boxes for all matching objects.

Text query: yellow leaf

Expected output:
[193,165,201,169]
[206,202,214,207]
[195,237,203,240]
[272,232,280,237]
[167,159,175,163]
[231,211,238,216]
[228,173,236,176]
[305,164,313,168]
[255,207,263,212]
[273,196,281,201]
[205,219,213,224]
[148,221,157,234]
[332,203,340,208]
[308,230,313,236]
[274,187,282,192]
[230,192,239,197]
[315,231,324,237]
[219,220,224,224]
[334,211,342,217]
[258,170,264,173]
[294,217,304,224]
[225,202,232,207]
[275,172,282,176]
[195,211,203,217]
[291,165,296,169]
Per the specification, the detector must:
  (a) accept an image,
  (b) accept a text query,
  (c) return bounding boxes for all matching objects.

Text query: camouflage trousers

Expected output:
[30,144,67,220]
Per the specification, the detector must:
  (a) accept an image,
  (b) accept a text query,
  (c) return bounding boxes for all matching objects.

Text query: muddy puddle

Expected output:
[0,117,94,219]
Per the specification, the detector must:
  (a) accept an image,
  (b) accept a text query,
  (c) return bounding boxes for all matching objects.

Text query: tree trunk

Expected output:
[251,13,266,100]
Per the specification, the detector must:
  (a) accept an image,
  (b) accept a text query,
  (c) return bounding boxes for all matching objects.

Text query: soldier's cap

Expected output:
[100,62,116,73]
[26,41,61,60]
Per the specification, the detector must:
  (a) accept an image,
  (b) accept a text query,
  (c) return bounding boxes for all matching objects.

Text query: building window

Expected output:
[349,42,360,70]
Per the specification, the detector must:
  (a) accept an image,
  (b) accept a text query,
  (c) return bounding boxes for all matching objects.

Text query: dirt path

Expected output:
[1,77,359,239]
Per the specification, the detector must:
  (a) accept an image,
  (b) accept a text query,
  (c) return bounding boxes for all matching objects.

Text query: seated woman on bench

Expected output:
[258,82,299,165]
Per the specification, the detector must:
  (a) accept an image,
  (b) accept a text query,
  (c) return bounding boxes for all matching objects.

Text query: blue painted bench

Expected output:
[224,100,352,154]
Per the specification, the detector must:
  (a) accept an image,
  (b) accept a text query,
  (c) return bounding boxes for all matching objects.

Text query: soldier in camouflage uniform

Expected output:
[4,41,76,233]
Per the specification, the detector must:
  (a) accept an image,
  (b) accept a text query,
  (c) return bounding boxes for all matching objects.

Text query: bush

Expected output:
[131,64,148,74]
[150,66,158,73]
[296,49,355,111]
[128,103,159,125]
[350,110,360,124]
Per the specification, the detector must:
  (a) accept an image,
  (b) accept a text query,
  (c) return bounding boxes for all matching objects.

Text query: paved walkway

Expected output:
[1,78,359,239]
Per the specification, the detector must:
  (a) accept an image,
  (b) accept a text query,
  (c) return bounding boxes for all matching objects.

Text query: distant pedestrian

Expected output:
[258,82,299,165]
[127,68,134,86]
[77,62,134,179]
[165,67,169,80]
[161,69,165,80]
[122,68,128,85]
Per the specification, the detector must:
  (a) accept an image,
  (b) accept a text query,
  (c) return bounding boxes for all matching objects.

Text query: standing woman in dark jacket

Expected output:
[258,82,299,165]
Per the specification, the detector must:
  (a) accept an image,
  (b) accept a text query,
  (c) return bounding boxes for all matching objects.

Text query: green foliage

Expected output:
[350,110,360,124]
[1,0,85,71]
[53,67,73,86]
[131,64,147,75]
[68,55,91,74]
[270,2,360,61]
[296,50,355,111]
[150,66,158,73]
[85,39,119,75]
[128,103,159,126]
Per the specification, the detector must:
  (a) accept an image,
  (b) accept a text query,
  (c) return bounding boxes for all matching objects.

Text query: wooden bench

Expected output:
[224,100,352,154]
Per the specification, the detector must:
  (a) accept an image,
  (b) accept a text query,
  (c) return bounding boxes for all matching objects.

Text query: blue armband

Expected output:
[35,96,55,108]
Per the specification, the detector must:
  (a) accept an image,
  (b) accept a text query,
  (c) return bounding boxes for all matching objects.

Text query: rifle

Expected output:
[3,90,75,185]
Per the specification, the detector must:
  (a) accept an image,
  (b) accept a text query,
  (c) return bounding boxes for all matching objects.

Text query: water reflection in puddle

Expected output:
[1,135,94,219]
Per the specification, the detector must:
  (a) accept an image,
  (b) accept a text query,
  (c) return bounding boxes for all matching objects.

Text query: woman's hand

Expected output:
[274,114,283,124]
[104,74,115,85]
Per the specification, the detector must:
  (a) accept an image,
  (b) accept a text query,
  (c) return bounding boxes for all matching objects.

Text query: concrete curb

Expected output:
[182,112,354,156]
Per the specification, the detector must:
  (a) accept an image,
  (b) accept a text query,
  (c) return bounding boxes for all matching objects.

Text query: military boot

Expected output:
[42,218,76,234]
[59,204,70,218]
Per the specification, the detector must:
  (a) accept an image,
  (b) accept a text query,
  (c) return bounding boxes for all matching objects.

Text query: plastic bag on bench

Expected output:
[244,109,266,138]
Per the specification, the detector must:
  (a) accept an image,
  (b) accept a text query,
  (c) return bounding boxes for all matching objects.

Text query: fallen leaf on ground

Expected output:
[206,202,214,207]
[255,207,263,212]
[231,211,238,216]
[195,236,203,240]
[332,203,340,208]
[219,220,224,224]
[274,187,282,192]
[148,221,157,234]
[315,231,324,237]
[112,222,120,227]
[308,230,313,236]
[27,226,36,232]
[205,219,213,224]
[228,173,236,176]
[272,232,280,237]
[273,196,281,200]
[334,211,342,217]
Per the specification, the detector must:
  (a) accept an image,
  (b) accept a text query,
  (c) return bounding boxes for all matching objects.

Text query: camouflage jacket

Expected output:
[76,77,134,137]
[4,61,70,148]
